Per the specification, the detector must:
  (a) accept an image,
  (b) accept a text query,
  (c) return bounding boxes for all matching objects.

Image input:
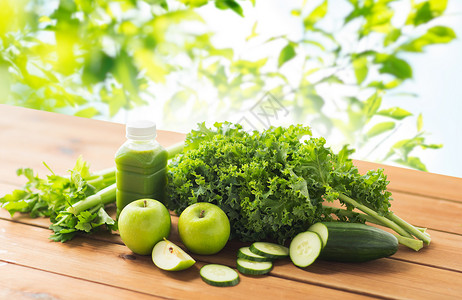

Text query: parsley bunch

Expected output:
[1,157,117,242]
[166,122,430,250]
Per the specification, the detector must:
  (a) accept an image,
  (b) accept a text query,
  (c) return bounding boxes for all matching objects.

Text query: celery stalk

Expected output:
[67,183,116,215]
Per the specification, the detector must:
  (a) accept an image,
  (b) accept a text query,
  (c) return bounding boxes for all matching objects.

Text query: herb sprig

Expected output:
[1,157,117,242]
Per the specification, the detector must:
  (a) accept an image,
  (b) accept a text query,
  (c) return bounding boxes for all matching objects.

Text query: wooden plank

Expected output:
[2,204,462,296]
[389,191,462,235]
[0,105,184,185]
[354,160,462,203]
[2,217,461,299]
[0,262,159,300]
[391,230,462,273]
[0,219,369,299]
[0,105,121,174]
[269,258,462,299]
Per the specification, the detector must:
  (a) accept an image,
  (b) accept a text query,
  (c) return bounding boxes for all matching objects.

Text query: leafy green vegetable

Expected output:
[166,122,430,249]
[0,157,117,242]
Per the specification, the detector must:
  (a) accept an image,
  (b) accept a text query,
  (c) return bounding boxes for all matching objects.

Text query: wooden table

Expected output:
[1,104,461,299]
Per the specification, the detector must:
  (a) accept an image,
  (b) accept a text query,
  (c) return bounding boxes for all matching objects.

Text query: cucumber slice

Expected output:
[200,264,239,287]
[236,258,273,275]
[308,222,328,248]
[249,242,289,259]
[289,231,322,268]
[237,247,272,262]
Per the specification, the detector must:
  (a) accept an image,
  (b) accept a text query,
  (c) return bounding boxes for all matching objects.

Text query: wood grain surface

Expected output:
[1,104,461,299]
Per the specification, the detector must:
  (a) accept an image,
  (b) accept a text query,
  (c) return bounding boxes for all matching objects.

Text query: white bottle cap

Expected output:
[126,120,157,140]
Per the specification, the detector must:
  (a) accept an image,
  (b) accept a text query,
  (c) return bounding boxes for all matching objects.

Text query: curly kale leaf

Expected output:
[166,122,332,243]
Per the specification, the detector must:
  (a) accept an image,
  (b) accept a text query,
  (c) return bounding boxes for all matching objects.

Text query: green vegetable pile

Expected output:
[1,122,430,250]
[0,158,117,242]
[166,122,430,250]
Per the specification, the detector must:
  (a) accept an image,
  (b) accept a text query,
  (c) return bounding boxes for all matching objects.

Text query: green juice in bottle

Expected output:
[115,121,168,217]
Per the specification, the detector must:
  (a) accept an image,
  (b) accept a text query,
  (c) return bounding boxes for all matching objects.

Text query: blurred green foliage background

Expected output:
[0,0,458,173]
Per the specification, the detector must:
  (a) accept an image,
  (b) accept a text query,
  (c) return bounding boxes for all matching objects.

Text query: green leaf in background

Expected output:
[291,9,301,17]
[377,107,412,120]
[134,50,168,83]
[151,10,204,42]
[50,1,81,76]
[0,56,10,99]
[75,107,99,118]
[396,157,428,172]
[302,92,325,114]
[0,0,25,38]
[246,21,258,41]
[366,122,395,138]
[385,135,438,163]
[406,0,448,26]
[144,0,169,9]
[167,90,191,108]
[208,47,234,60]
[422,143,443,150]
[83,51,115,85]
[429,0,449,13]
[343,1,362,24]
[352,56,368,84]
[346,0,358,6]
[400,26,456,52]
[384,28,401,46]
[278,43,296,68]
[368,79,402,90]
[232,58,268,74]
[363,92,382,119]
[417,113,423,132]
[374,54,412,80]
[215,0,244,17]
[100,88,129,117]
[112,49,142,102]
[361,1,394,35]
[301,39,326,50]
[180,0,208,8]
[303,0,328,30]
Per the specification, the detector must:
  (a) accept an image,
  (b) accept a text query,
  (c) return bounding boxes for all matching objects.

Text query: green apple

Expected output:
[152,238,196,271]
[118,198,171,255]
[178,202,230,255]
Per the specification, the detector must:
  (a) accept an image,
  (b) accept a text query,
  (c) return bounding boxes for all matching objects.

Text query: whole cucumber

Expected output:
[309,222,398,262]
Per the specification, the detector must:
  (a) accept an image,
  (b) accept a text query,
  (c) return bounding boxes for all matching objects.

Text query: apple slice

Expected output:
[152,239,196,271]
